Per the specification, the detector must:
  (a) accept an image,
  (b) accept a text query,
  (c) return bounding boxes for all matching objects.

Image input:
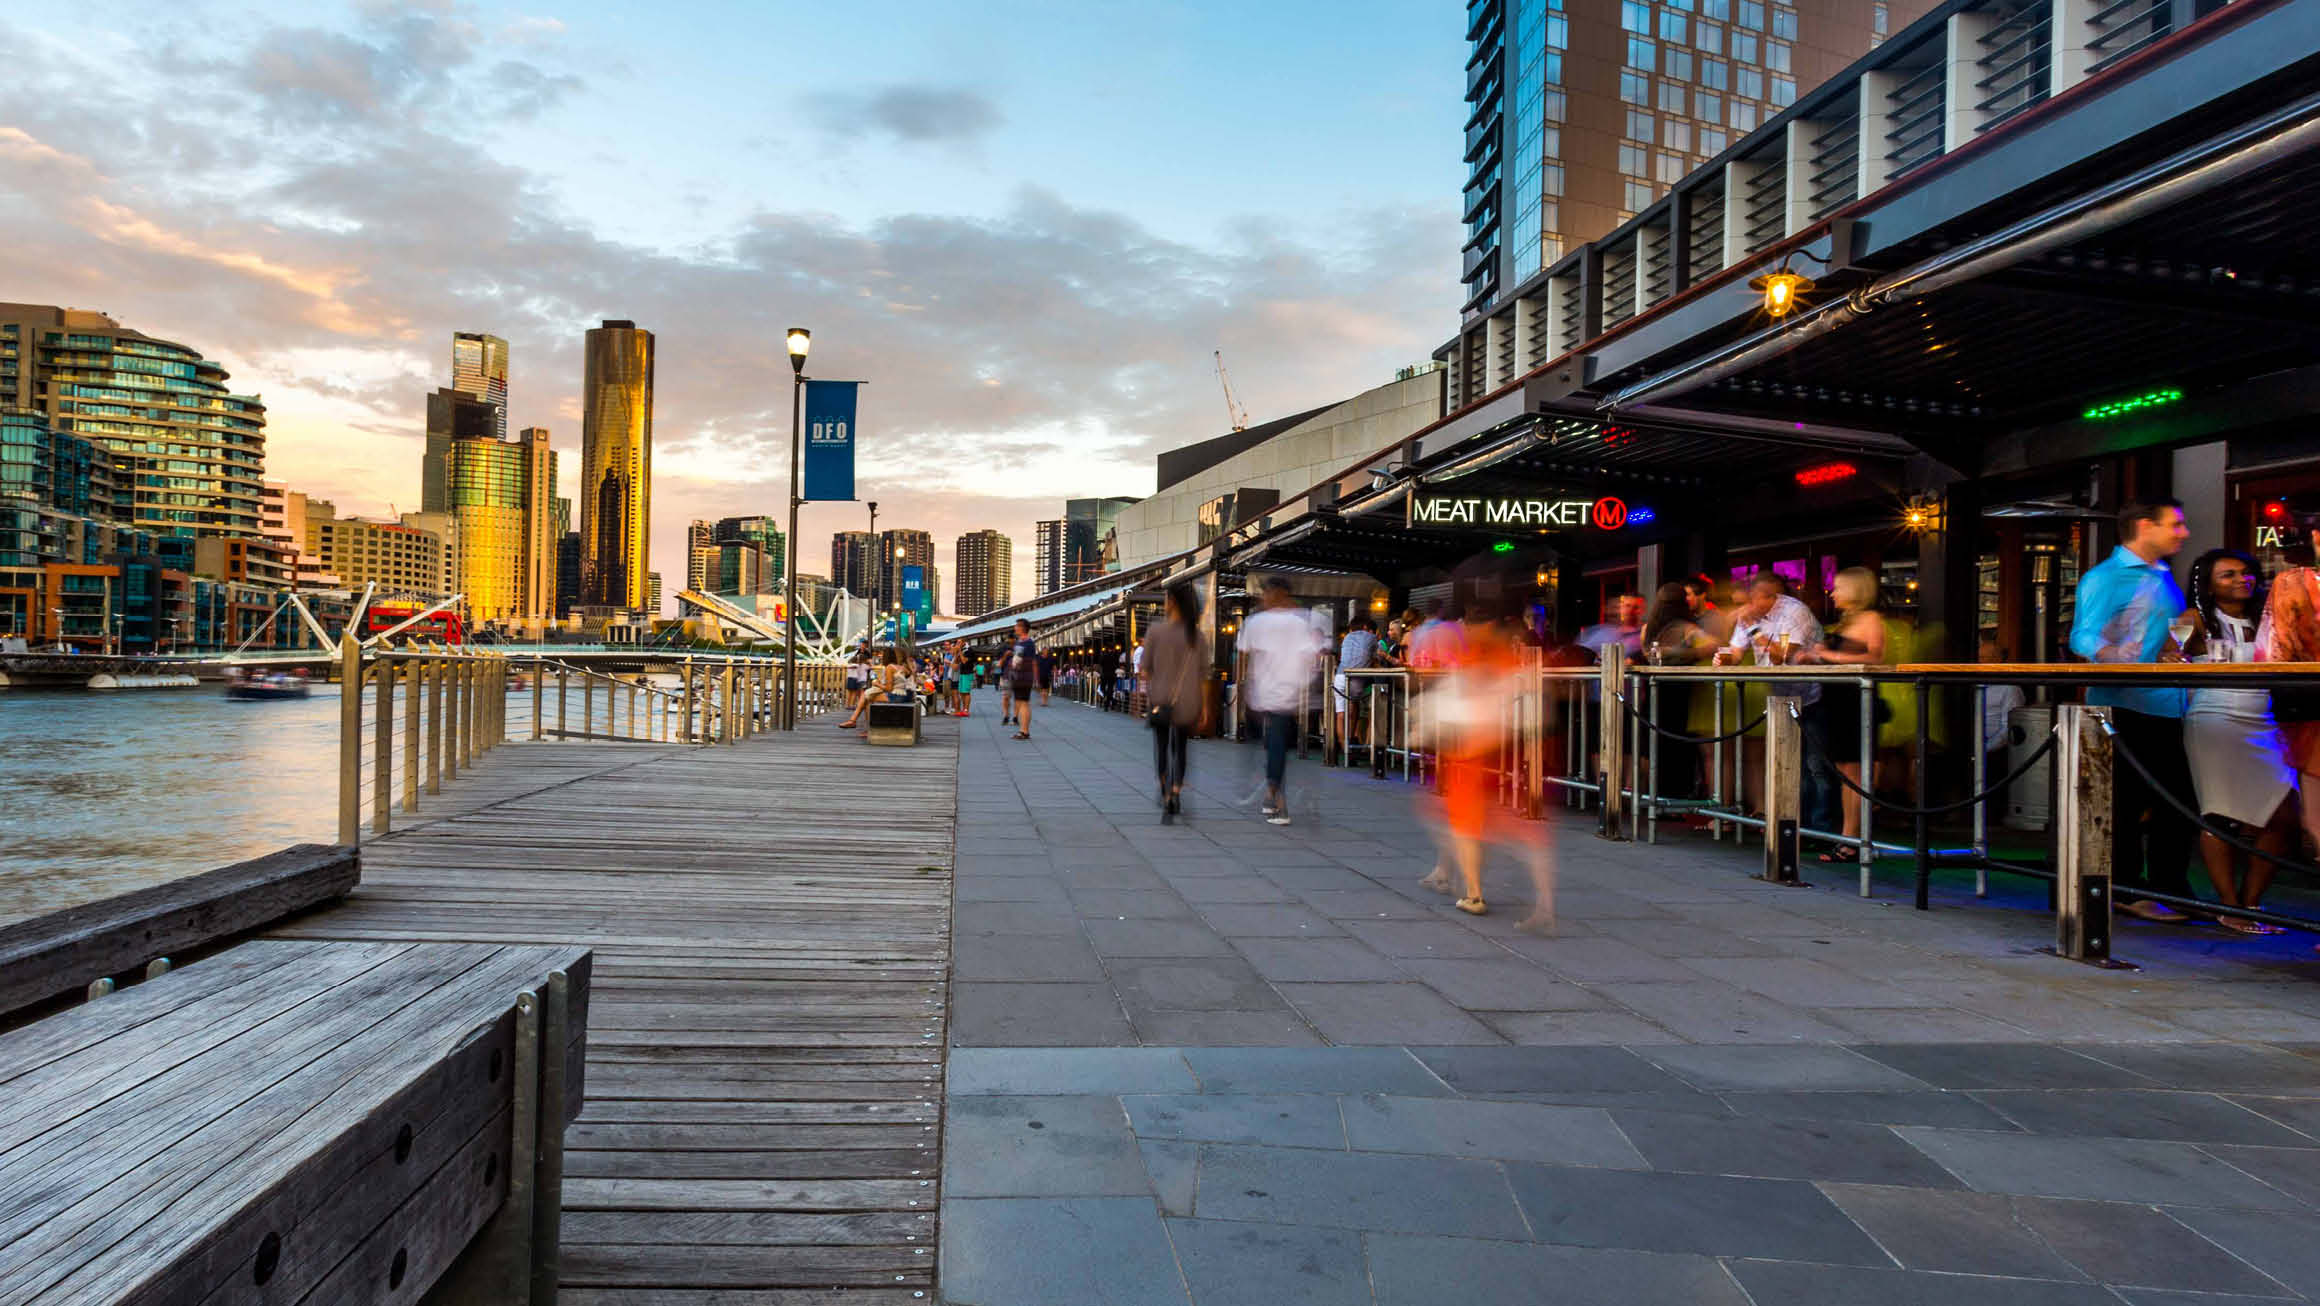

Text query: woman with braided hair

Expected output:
[2186,548,2294,934]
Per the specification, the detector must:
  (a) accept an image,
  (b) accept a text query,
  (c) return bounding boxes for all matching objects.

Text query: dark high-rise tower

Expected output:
[579,320,654,610]
[954,529,1012,616]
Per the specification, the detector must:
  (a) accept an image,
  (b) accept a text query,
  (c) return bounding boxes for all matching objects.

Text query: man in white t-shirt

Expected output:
[1237,576,1324,825]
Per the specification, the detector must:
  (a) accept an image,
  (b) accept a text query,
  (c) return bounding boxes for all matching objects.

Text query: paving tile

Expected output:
[1503,1163,1889,1264]
[1477,1010,1686,1046]
[1182,1047,1453,1096]
[1068,888,1197,919]
[1593,919,1790,958]
[1594,981,1855,1043]
[1895,1129,2304,1208]
[1338,919,1511,960]
[1851,1043,2158,1090]
[1232,937,1408,983]
[1637,1043,1931,1092]
[1084,918,1236,958]
[1172,878,1295,904]
[1107,957,1288,1013]
[1276,982,1505,1046]
[2011,1196,2290,1295]
[1613,1107,1962,1187]
[1191,1143,1530,1238]
[1514,937,1703,983]
[2229,1094,2320,1141]
[1140,1140,1199,1217]
[1296,888,1441,920]
[2200,1144,2320,1207]
[1971,1090,2316,1146]
[1720,1089,2021,1131]
[1342,1093,1644,1168]
[1680,956,1944,1008]
[944,1094,1149,1197]
[1809,1005,2049,1044]
[1397,958,1603,1010]
[1261,865,1379,893]
[1410,1045,1686,1094]
[955,874,1071,904]
[1723,1261,2127,1306]
[2113,1292,2319,1306]
[954,933,1108,982]
[940,1197,1191,1306]
[1364,1234,1751,1306]
[954,902,1084,936]
[950,981,1136,1047]
[1128,1008,1325,1046]
[1167,1219,1370,1306]
[947,1047,1198,1096]
[1820,1185,2088,1279]
[2084,1043,2320,1092]
[2166,1206,2320,1298]
[1122,1094,1347,1149]
[1194,903,1343,937]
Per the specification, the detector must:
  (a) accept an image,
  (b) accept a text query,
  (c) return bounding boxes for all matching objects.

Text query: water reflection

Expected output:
[0,683,544,923]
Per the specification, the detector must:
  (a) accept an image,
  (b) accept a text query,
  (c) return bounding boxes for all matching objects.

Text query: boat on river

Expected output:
[225,671,313,701]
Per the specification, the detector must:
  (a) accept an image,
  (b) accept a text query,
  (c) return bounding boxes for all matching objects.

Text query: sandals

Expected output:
[1012,732,1030,740]
[1455,897,1488,916]
[1419,872,1451,895]
[2218,915,2285,936]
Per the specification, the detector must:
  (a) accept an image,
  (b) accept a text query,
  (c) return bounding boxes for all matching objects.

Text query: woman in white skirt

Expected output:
[2186,549,2296,934]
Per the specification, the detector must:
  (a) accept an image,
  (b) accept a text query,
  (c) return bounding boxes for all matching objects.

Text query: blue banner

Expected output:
[802,380,859,502]
[901,565,929,624]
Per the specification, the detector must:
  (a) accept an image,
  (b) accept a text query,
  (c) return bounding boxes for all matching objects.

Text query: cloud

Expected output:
[806,85,1005,147]
[0,13,1454,608]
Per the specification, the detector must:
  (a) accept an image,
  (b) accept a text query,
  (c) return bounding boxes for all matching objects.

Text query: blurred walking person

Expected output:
[1237,576,1324,826]
[1418,597,1557,928]
[1144,580,1209,817]
[1003,618,1039,740]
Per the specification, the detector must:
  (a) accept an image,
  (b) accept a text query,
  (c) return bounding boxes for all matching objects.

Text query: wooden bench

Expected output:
[864,699,922,746]
[0,843,359,1018]
[0,938,590,1304]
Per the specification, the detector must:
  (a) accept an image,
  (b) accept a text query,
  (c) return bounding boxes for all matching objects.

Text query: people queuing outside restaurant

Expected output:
[1796,567,1890,863]
[2069,498,2198,923]
[1715,574,1830,824]
[1333,615,1379,749]
[1142,580,1209,818]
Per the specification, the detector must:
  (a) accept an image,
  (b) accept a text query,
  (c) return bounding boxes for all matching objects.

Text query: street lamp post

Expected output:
[782,327,811,730]
[866,501,879,610]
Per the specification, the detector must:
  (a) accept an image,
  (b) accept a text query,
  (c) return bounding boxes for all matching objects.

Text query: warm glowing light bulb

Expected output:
[785,328,812,360]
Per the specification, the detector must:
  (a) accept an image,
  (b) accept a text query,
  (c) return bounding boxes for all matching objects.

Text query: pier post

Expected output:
[403,655,420,813]
[338,635,361,846]
[427,658,444,794]
[583,674,595,742]
[680,661,695,743]
[531,660,543,740]
[2055,704,2115,963]
[444,657,460,783]
[1596,643,1626,840]
[558,667,569,740]
[373,657,394,835]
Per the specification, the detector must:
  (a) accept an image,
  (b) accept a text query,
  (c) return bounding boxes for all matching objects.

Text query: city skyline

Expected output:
[0,1,1462,609]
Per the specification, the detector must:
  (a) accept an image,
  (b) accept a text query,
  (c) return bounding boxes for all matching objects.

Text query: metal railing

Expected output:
[1308,652,2320,962]
[335,640,851,844]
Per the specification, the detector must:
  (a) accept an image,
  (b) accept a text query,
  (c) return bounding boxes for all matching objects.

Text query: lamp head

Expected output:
[1749,269,1811,318]
[785,327,812,375]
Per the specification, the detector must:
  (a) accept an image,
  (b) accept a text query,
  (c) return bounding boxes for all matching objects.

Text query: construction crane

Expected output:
[1213,350,1250,432]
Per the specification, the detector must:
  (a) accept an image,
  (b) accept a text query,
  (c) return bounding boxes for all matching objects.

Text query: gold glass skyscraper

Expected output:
[429,387,558,623]
[451,332,510,440]
[580,320,653,611]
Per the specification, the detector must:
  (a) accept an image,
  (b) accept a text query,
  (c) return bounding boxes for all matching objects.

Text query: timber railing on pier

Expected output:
[335,638,848,844]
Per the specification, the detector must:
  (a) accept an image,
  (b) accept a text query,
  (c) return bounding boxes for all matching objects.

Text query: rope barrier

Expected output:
[2101,718,2320,881]
[1824,734,2057,817]
[1608,691,1768,744]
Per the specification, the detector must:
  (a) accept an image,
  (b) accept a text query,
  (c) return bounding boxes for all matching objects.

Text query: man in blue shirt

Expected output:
[2068,498,2196,922]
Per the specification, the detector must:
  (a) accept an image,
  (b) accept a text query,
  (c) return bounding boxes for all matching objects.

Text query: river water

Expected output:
[0,683,545,924]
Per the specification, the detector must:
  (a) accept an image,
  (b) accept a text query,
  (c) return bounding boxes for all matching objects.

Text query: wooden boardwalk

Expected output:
[272,717,957,1303]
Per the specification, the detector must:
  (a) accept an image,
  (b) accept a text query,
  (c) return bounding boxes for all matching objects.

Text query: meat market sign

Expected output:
[1410,494,1645,530]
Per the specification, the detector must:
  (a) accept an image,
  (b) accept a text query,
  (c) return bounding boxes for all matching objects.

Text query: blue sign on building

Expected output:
[802,380,859,502]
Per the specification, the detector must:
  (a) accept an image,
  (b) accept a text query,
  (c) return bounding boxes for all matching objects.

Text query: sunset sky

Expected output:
[0,0,1465,610]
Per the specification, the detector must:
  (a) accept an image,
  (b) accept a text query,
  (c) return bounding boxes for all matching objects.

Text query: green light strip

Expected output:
[2083,388,2184,421]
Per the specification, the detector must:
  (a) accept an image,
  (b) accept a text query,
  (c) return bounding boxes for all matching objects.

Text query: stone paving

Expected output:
[939,698,2320,1305]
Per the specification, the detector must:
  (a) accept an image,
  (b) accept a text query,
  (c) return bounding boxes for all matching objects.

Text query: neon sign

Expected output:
[2083,388,2182,421]
[1795,461,1857,486]
[1412,495,1646,529]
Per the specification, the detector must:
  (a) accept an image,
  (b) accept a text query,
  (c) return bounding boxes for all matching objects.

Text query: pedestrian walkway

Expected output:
[942,699,2320,1306]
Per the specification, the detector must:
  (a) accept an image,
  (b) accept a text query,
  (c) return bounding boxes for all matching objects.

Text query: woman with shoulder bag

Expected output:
[1143,581,1209,816]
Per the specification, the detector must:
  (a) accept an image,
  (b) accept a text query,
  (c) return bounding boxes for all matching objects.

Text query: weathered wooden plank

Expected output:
[560,1209,933,1246]
[559,1244,931,1288]
[0,845,359,1017]
[563,1150,929,1181]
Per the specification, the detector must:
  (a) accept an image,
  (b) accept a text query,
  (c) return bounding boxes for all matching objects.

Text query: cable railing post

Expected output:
[338,634,362,847]
[1912,677,1932,911]
[402,651,420,813]
[462,657,478,769]
[2054,703,2115,964]
[583,672,595,742]
[531,658,543,740]
[443,650,461,783]
[1972,682,1990,896]
[1859,676,1877,896]
[557,666,569,741]
[373,654,394,836]
[1645,672,1661,844]
[1596,643,1626,840]
[681,660,695,743]
[1764,698,1803,884]
[725,664,739,744]
[427,655,443,794]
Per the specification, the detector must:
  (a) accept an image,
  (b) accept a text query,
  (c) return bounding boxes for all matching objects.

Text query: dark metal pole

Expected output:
[782,370,802,730]
[1914,678,1931,910]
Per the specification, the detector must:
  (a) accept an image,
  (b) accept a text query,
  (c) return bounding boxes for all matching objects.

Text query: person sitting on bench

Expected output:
[837,649,909,728]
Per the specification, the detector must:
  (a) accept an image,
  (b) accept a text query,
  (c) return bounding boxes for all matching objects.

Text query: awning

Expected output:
[928,582,1136,646]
